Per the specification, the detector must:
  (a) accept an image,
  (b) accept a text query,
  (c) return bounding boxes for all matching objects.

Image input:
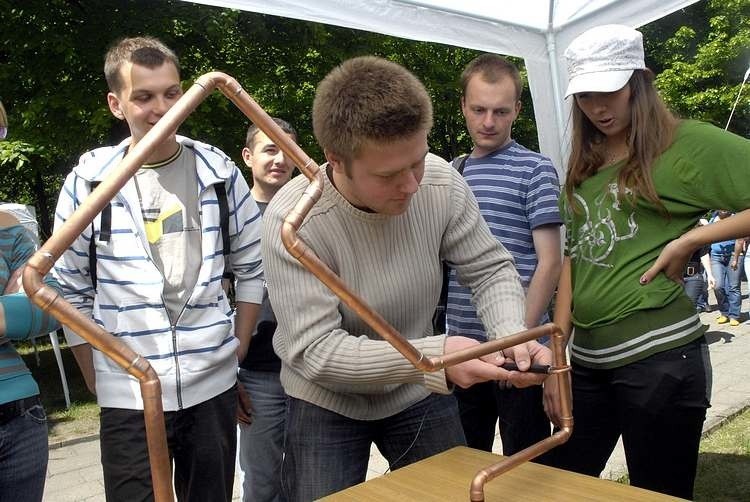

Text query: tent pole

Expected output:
[546,0,567,168]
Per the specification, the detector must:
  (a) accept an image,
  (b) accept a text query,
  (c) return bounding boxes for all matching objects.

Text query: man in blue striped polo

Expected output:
[446,54,563,457]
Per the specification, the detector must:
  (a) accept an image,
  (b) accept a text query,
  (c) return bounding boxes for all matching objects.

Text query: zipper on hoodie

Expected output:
[167,299,190,411]
[170,323,182,409]
[169,179,212,411]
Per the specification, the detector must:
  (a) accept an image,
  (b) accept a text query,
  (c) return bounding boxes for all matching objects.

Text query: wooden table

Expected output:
[322,446,686,501]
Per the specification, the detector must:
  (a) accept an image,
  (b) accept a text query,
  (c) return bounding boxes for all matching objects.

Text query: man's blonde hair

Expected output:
[312,56,433,163]
[104,36,180,94]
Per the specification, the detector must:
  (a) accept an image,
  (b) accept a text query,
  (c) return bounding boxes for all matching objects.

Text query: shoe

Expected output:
[717,315,729,324]
[730,319,740,327]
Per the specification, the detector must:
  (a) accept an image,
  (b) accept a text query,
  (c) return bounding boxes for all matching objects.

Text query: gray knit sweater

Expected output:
[263,153,525,420]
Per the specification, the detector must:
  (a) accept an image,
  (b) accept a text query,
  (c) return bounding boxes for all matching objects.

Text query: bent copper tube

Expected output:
[469,326,573,502]
[21,71,315,502]
[24,70,572,501]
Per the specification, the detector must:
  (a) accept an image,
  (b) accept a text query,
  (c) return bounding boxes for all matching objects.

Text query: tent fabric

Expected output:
[182,0,699,174]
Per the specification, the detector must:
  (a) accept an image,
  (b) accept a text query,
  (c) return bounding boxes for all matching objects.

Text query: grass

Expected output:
[615,408,750,501]
[16,333,100,443]
[693,409,750,502]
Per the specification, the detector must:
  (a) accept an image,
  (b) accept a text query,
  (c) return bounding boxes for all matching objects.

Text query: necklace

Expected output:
[603,144,628,165]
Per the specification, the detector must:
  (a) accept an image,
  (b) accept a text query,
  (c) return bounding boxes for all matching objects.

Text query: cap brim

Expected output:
[564,69,634,98]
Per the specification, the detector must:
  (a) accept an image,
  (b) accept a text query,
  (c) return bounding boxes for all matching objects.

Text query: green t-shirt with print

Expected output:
[562,120,750,368]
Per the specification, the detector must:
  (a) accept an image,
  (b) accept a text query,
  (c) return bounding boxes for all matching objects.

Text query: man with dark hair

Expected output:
[237,117,297,502]
[262,55,551,500]
[446,53,562,456]
[54,36,263,501]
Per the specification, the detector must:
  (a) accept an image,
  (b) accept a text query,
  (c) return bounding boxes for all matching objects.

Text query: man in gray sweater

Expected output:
[261,56,551,501]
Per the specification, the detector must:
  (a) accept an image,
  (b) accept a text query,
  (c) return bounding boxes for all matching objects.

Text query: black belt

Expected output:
[0,395,42,425]
[684,262,702,277]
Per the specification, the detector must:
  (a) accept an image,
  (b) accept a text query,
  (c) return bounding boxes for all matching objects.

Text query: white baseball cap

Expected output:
[564,24,646,98]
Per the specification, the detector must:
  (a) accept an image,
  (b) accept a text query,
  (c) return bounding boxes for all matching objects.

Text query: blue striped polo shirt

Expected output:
[446,141,562,340]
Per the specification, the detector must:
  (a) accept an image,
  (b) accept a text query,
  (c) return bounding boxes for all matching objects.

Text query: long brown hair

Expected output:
[564,69,678,212]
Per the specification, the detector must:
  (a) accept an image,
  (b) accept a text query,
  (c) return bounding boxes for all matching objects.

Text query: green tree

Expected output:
[4,0,746,240]
[643,0,750,136]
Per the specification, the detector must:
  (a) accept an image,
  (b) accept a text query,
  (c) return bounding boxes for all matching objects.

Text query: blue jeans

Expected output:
[282,393,465,501]
[0,400,48,502]
[238,369,287,502]
[683,274,708,311]
[711,253,742,319]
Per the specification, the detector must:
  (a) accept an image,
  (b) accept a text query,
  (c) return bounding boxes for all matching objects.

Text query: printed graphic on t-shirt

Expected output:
[143,202,184,244]
[569,183,638,268]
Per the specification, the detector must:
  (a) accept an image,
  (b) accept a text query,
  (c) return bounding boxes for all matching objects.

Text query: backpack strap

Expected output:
[452,154,469,175]
[88,181,111,291]
[215,182,234,281]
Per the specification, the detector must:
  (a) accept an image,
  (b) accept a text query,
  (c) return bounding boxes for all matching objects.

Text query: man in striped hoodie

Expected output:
[53,37,263,501]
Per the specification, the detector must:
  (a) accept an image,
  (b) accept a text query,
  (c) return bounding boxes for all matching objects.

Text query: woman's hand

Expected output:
[640,237,695,286]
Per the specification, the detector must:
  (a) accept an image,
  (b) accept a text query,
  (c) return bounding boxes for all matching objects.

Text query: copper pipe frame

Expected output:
[23,71,572,501]
[21,72,316,502]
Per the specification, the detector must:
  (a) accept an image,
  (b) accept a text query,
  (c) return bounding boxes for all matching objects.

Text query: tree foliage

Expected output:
[643,0,750,136]
[1,0,748,236]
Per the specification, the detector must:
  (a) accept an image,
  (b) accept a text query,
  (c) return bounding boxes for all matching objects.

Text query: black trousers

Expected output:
[100,385,237,502]
[454,381,551,457]
[546,337,711,500]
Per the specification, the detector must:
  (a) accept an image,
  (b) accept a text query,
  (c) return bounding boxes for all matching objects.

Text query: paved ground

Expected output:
[43,304,750,501]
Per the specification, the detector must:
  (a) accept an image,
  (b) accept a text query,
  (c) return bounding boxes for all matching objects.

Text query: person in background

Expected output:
[53,37,263,501]
[545,24,750,499]
[445,54,561,456]
[683,241,713,313]
[237,117,297,502]
[709,211,742,326]
[262,56,550,501]
[739,238,750,321]
[0,99,62,502]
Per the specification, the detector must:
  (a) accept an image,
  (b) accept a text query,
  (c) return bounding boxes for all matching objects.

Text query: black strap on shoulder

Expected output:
[452,154,469,175]
[215,182,234,282]
[88,181,111,291]
[215,182,230,257]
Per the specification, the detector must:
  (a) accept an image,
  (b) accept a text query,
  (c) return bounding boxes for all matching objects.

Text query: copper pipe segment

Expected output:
[469,326,573,502]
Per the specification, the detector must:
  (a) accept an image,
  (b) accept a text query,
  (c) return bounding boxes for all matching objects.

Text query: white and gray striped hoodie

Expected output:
[53,136,263,411]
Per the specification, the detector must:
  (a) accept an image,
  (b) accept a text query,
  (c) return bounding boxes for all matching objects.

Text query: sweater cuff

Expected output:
[419,335,451,394]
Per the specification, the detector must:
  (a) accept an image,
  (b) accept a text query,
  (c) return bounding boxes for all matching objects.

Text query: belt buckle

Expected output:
[686,266,696,276]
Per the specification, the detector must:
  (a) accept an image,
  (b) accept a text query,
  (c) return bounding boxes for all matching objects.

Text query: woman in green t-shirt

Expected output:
[543,25,750,500]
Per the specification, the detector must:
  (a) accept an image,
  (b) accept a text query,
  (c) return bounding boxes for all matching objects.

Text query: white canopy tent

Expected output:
[182,0,699,172]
